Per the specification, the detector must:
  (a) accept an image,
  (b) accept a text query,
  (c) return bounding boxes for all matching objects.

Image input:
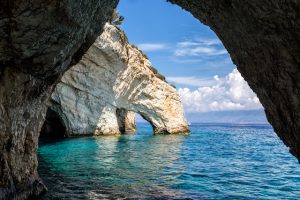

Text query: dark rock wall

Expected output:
[0,0,118,199]
[40,108,66,139]
[0,0,300,199]
[169,0,300,160]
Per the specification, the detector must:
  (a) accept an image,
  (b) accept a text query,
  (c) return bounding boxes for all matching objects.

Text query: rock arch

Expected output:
[50,24,189,136]
[0,0,300,199]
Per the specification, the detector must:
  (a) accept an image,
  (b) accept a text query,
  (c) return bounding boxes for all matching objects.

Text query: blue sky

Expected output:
[118,0,233,85]
[117,0,267,123]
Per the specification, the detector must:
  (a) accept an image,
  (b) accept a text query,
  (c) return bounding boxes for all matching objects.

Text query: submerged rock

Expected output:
[50,24,190,136]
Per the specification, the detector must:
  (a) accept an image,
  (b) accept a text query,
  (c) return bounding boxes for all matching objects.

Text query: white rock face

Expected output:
[50,23,189,136]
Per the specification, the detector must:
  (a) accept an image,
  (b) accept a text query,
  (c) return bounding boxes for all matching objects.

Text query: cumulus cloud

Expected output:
[137,43,168,51]
[178,69,262,112]
[174,38,227,57]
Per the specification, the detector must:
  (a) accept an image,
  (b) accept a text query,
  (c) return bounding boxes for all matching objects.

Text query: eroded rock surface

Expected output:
[169,0,300,161]
[1,0,300,199]
[0,1,118,199]
[50,24,190,136]
[116,109,137,134]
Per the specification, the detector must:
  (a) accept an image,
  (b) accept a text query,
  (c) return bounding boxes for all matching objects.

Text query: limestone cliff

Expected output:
[49,24,190,136]
[1,1,300,199]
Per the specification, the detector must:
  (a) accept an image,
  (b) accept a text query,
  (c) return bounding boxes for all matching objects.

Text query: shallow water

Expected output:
[38,123,300,199]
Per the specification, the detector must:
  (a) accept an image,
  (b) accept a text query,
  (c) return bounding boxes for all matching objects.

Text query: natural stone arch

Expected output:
[115,108,172,135]
[0,1,300,199]
[136,111,168,135]
[50,23,189,136]
[115,108,167,135]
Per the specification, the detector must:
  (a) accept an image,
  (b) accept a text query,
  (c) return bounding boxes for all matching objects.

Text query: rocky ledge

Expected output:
[47,24,190,136]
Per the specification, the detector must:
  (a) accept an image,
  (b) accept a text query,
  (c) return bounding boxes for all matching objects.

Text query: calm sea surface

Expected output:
[38,123,300,199]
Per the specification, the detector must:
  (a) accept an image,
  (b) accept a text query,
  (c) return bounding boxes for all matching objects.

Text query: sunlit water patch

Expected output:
[38,123,300,199]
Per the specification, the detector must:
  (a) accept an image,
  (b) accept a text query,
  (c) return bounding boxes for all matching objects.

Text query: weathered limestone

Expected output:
[116,109,137,134]
[0,0,300,199]
[50,24,190,136]
[169,0,300,161]
[0,1,118,199]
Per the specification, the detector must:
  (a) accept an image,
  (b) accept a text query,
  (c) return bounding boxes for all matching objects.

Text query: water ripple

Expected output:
[39,123,300,199]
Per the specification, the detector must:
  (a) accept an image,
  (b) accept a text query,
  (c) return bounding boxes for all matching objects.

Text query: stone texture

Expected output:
[0,1,118,199]
[0,0,300,199]
[116,109,137,134]
[50,24,190,136]
[169,0,300,161]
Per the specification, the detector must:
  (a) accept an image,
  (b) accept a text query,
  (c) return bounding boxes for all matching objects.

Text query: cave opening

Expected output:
[3,1,299,198]
[136,112,157,134]
[116,108,156,135]
[40,108,66,142]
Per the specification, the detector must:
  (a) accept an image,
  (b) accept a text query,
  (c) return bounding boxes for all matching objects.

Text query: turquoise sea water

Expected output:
[38,123,300,199]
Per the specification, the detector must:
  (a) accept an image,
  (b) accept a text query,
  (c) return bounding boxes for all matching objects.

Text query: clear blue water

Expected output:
[38,123,300,199]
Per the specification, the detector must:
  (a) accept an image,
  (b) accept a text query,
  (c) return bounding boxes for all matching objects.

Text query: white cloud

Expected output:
[137,43,167,51]
[178,69,262,112]
[167,76,218,87]
[174,38,227,57]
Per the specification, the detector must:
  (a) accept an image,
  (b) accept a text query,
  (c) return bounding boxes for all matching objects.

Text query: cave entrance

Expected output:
[116,108,155,135]
[40,108,66,141]
[135,112,157,135]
